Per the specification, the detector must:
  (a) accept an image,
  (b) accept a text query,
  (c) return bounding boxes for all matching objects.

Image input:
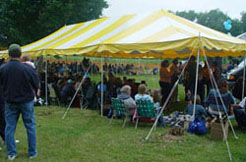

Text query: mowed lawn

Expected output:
[0,74,246,161]
[0,105,245,162]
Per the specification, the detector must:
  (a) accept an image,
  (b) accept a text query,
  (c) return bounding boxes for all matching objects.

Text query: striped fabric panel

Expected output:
[30,22,88,51]
[9,10,244,57]
[103,10,166,43]
[163,11,243,43]
[71,15,135,48]
[47,17,108,49]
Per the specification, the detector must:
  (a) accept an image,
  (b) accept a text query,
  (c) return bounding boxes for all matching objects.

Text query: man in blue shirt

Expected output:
[205,79,235,116]
[0,44,39,160]
[185,95,207,123]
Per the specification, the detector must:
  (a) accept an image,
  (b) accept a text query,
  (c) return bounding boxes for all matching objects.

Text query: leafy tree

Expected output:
[175,9,246,37]
[0,0,108,46]
[241,12,246,33]
[196,9,229,33]
[176,10,198,22]
[230,19,243,36]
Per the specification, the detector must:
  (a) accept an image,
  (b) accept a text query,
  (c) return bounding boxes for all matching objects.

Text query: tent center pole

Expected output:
[192,33,201,120]
[192,48,200,120]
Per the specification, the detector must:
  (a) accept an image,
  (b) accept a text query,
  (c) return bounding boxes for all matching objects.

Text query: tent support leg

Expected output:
[242,53,246,100]
[100,56,104,117]
[45,55,48,107]
[145,47,198,140]
[62,64,92,119]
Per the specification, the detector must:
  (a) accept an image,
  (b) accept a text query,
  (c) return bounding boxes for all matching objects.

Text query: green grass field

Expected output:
[0,106,245,162]
[0,74,246,161]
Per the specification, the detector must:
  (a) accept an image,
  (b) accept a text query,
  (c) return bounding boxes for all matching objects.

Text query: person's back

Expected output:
[117,85,136,116]
[205,80,235,115]
[206,89,235,112]
[61,81,75,100]
[0,60,38,103]
[185,104,207,123]
[0,44,39,160]
[135,94,152,101]
[185,95,207,123]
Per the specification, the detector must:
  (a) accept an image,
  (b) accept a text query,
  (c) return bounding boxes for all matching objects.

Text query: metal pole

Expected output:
[201,47,238,140]
[242,53,246,100]
[145,49,197,140]
[192,48,200,120]
[62,64,92,119]
[45,56,48,107]
[138,58,141,75]
[100,56,104,117]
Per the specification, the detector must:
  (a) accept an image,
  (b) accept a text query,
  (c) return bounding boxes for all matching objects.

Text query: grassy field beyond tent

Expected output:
[0,104,245,162]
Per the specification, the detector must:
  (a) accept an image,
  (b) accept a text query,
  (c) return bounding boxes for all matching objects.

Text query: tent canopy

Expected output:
[1,10,245,58]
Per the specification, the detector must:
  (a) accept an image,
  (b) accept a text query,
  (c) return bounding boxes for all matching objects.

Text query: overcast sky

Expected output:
[103,0,245,19]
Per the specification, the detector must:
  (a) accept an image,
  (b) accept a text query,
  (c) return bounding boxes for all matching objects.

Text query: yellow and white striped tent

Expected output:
[1,10,245,58]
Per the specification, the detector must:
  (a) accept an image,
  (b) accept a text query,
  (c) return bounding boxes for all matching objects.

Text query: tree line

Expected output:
[0,0,108,46]
[0,1,245,47]
[175,9,246,37]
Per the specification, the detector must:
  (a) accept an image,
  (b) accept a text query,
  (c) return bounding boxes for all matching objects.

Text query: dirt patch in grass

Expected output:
[37,111,52,116]
[160,134,184,143]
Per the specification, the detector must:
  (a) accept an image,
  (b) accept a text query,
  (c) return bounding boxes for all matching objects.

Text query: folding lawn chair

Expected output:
[111,98,129,128]
[135,100,157,129]
[48,83,61,106]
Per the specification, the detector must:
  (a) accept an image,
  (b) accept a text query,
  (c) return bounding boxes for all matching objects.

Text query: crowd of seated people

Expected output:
[183,75,246,131]
[33,56,246,131]
[157,57,246,131]
[103,63,137,75]
[39,58,147,108]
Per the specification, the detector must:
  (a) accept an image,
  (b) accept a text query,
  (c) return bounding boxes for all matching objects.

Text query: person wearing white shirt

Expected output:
[135,84,164,126]
[134,84,152,101]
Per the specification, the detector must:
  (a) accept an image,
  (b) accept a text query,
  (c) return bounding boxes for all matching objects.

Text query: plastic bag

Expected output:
[188,118,207,135]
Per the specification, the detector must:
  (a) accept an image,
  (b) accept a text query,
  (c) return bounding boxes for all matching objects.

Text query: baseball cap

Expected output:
[8,44,21,58]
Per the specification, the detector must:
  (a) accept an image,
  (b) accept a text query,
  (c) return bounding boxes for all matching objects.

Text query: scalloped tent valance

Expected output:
[1,10,245,58]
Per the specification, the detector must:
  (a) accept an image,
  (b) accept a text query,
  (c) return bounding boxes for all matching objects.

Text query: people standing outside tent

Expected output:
[159,60,173,107]
[170,58,180,103]
[202,63,211,97]
[212,61,220,82]
[0,60,6,149]
[0,86,5,150]
[0,44,39,160]
[184,56,196,99]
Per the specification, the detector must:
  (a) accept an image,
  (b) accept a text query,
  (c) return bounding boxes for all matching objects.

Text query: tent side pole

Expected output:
[242,53,246,100]
[100,56,104,117]
[62,63,93,119]
[201,46,238,139]
[45,55,48,107]
[145,47,198,140]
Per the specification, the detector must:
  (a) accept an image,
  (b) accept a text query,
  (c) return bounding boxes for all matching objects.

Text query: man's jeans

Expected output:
[5,101,37,157]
